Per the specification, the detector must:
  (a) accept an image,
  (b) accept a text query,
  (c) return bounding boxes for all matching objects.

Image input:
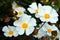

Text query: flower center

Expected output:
[18,11,22,15]
[8,30,14,35]
[46,0,49,2]
[47,28,52,33]
[22,23,28,29]
[44,13,50,19]
[35,9,39,14]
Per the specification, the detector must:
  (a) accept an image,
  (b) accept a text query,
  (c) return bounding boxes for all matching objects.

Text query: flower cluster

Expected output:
[2,1,59,39]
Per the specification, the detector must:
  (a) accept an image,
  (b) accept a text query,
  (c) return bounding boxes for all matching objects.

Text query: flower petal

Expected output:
[14,20,22,26]
[29,18,36,27]
[38,28,46,38]
[16,27,24,35]
[51,25,58,31]
[47,32,52,36]
[20,14,31,23]
[12,1,19,9]
[4,33,8,37]
[29,2,37,10]
[15,7,25,12]
[49,17,58,23]
[8,26,15,31]
[26,26,34,36]
[27,8,35,14]
[2,26,9,32]
[13,31,19,37]
[42,6,52,13]
[38,3,42,9]
[51,9,58,17]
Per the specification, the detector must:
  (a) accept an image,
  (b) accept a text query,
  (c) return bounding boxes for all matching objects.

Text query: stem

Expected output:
[39,22,46,30]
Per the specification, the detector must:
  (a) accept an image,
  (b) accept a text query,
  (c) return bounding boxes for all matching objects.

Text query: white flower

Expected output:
[33,24,46,39]
[27,2,43,18]
[12,1,19,10]
[39,6,58,23]
[42,23,59,36]
[2,26,18,37]
[14,7,26,17]
[12,2,25,17]
[14,14,36,36]
[33,28,46,39]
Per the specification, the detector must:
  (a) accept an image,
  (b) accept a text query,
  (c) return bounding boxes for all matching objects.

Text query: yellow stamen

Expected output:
[22,23,28,29]
[8,30,14,35]
[18,11,23,15]
[47,28,52,33]
[44,13,50,19]
[46,0,49,2]
[35,9,39,14]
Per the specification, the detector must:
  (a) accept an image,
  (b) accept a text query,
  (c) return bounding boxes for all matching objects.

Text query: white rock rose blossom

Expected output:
[39,6,58,23]
[33,26,46,39]
[2,26,18,37]
[14,14,36,36]
[27,2,43,18]
[42,23,59,36]
[12,2,26,17]
[12,1,19,10]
